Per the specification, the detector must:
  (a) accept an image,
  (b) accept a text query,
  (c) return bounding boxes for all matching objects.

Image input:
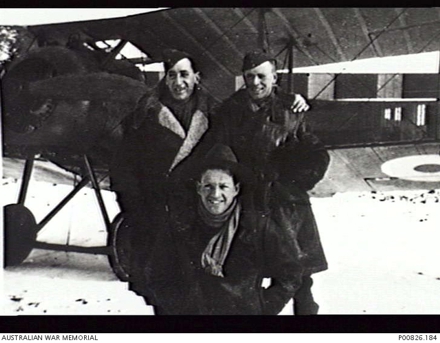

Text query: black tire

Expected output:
[107,213,132,281]
[4,204,38,267]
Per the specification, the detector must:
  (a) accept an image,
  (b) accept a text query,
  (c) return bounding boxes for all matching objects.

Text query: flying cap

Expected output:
[242,50,277,72]
[162,48,196,72]
[187,144,254,184]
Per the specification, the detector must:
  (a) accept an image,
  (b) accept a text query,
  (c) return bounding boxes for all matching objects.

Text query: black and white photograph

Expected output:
[1,7,440,328]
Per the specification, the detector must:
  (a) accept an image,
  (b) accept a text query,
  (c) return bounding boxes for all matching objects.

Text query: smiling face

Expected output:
[165,57,200,101]
[243,60,277,100]
[197,169,240,215]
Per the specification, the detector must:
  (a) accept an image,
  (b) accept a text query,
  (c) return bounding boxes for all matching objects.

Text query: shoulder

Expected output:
[195,87,215,105]
[210,90,248,125]
[215,89,248,118]
[221,89,248,107]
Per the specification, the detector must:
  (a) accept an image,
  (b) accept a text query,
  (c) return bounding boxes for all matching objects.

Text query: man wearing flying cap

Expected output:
[110,48,218,296]
[211,50,330,315]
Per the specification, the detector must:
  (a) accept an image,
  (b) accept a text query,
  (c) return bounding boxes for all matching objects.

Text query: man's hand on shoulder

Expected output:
[291,94,310,113]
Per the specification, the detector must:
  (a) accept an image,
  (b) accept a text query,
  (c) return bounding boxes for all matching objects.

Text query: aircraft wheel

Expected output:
[107,213,132,281]
[4,204,37,267]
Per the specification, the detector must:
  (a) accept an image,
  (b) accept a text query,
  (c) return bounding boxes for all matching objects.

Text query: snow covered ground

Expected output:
[2,177,440,315]
[311,190,440,314]
[2,179,153,315]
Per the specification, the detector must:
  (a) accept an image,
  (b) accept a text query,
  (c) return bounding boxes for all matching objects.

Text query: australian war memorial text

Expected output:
[1,335,98,341]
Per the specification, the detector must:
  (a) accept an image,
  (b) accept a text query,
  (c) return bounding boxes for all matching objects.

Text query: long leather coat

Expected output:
[211,88,330,274]
[110,84,218,291]
[111,84,217,218]
[143,193,303,315]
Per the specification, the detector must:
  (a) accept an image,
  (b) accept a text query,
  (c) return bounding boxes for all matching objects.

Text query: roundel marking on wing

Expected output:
[381,155,440,182]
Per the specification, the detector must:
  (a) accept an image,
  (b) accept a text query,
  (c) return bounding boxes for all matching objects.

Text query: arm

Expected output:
[268,117,330,191]
[293,128,330,190]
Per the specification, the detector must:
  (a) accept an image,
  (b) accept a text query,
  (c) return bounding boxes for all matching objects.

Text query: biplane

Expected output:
[2,8,440,280]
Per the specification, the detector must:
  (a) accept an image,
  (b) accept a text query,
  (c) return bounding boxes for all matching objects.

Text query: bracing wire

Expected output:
[272,8,437,141]
[201,8,258,57]
[310,8,409,103]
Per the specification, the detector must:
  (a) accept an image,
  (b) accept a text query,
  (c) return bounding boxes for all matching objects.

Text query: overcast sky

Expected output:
[0,8,166,26]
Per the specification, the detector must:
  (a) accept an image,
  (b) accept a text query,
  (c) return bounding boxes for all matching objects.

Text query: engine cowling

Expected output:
[2,45,148,168]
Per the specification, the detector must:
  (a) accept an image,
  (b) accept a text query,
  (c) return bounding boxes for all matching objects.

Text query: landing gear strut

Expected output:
[3,154,127,279]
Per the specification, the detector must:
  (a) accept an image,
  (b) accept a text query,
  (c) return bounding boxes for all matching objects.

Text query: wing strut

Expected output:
[83,154,111,230]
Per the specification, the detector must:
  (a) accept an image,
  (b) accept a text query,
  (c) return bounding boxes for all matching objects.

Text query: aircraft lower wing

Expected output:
[2,157,110,191]
[312,143,440,197]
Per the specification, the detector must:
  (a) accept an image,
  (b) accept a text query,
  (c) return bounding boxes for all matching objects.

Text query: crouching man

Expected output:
[142,144,304,315]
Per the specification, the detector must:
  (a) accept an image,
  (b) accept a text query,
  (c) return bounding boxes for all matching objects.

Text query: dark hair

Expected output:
[164,56,199,75]
[187,57,199,74]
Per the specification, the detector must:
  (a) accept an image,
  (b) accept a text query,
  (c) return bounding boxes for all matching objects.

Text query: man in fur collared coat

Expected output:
[110,49,218,295]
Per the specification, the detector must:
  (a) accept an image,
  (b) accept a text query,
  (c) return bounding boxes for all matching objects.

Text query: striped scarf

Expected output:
[198,199,241,278]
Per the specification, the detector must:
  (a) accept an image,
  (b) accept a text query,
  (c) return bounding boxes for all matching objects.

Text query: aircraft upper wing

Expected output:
[3,8,440,196]
[24,8,440,101]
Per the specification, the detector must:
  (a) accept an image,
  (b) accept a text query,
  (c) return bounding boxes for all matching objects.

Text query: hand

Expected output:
[291,94,310,113]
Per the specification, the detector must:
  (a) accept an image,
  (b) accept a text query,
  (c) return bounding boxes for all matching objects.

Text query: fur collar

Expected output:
[168,109,208,171]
